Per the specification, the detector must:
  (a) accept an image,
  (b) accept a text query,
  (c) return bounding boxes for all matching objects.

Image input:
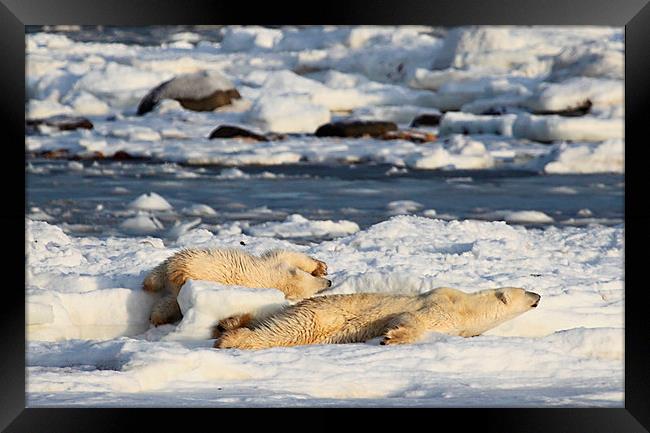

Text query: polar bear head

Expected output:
[466,287,540,335]
[272,263,332,300]
[427,286,540,337]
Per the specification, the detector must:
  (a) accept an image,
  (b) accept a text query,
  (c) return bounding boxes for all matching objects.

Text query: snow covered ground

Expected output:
[25,26,624,407]
[26,216,623,407]
[26,25,623,173]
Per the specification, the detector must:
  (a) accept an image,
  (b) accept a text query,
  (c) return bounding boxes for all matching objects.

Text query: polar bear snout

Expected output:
[526,291,541,308]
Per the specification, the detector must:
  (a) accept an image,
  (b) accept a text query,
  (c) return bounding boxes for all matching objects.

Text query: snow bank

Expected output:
[169,281,288,340]
[26,215,623,406]
[27,288,157,341]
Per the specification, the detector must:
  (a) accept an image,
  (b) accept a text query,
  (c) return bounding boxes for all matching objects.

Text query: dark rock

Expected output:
[208,125,268,141]
[136,71,241,115]
[410,113,442,127]
[177,89,241,112]
[39,149,70,159]
[314,121,398,138]
[533,99,592,117]
[26,115,94,134]
[112,151,144,160]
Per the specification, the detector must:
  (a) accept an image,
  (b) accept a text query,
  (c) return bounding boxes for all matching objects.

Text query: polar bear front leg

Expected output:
[150,294,182,326]
[380,313,426,345]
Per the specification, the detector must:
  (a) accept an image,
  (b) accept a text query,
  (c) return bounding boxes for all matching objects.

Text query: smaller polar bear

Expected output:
[142,248,331,326]
[213,287,541,349]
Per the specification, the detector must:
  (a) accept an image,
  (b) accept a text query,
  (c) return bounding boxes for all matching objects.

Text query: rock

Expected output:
[208,125,268,141]
[26,115,94,134]
[137,70,241,115]
[410,113,442,127]
[532,99,592,117]
[314,121,398,138]
[380,129,437,143]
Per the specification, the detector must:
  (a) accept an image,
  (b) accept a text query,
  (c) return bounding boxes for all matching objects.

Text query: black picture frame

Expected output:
[5,0,649,431]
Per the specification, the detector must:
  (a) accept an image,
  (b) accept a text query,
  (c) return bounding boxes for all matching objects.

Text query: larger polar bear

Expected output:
[213,287,541,349]
[143,248,331,325]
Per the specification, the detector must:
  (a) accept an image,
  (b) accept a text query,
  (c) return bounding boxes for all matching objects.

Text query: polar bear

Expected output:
[142,248,331,326]
[213,287,540,349]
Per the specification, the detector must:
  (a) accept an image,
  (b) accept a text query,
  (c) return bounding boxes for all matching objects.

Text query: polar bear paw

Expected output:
[380,325,416,345]
[312,259,328,277]
[211,313,253,338]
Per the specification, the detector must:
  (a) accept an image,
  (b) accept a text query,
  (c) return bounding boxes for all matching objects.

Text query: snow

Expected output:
[26,216,623,406]
[25,25,624,174]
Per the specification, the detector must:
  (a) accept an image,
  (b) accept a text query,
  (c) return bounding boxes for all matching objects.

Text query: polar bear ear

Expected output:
[496,290,511,305]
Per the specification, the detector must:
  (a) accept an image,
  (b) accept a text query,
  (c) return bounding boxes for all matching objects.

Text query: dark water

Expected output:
[26,159,624,240]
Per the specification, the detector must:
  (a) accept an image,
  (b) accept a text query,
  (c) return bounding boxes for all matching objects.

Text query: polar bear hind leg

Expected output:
[210,313,254,338]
